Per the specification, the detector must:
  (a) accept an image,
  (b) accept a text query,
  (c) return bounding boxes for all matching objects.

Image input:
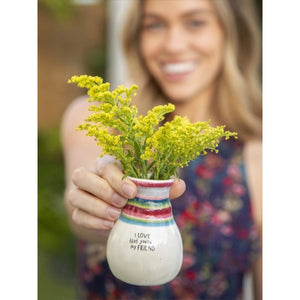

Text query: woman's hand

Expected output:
[66,156,186,232]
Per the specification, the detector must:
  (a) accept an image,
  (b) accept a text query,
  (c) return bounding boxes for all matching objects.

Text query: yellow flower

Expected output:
[69,75,237,179]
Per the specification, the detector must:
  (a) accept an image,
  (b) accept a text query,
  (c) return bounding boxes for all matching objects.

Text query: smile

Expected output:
[162,61,196,75]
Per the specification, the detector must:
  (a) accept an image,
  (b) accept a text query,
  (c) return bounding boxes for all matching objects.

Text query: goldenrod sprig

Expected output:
[68,75,238,180]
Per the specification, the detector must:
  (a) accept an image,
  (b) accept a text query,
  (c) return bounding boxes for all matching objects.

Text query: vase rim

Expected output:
[128,177,174,187]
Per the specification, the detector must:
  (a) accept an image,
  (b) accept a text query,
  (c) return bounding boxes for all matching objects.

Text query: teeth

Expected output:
[163,62,195,74]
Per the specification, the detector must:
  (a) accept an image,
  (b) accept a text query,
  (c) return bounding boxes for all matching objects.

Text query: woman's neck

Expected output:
[170,85,217,125]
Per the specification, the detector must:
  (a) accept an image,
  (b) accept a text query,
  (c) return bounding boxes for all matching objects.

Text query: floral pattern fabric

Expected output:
[77,139,261,300]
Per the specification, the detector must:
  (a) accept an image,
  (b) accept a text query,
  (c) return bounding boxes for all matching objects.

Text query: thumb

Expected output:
[170,178,186,200]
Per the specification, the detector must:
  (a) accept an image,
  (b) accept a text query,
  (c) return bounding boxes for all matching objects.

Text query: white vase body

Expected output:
[106,177,183,286]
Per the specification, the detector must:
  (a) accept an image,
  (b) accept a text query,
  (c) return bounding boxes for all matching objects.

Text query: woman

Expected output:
[61,0,262,299]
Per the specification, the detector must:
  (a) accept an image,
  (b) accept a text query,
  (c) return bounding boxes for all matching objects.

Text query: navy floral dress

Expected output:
[77,139,261,300]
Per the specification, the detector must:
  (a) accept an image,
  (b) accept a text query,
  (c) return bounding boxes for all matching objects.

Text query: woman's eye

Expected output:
[142,22,164,31]
[187,20,206,29]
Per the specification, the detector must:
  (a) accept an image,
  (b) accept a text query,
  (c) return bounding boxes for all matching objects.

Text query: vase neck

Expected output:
[120,184,174,227]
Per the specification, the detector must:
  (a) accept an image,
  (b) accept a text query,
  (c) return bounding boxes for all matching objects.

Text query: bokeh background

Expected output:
[38,0,262,299]
[38,0,107,298]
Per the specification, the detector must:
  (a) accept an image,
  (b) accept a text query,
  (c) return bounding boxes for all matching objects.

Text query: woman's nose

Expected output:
[163,26,188,53]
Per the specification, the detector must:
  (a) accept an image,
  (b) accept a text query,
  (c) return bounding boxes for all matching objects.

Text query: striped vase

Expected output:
[106,177,183,286]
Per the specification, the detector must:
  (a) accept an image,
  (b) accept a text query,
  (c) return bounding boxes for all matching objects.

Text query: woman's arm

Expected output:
[244,139,263,300]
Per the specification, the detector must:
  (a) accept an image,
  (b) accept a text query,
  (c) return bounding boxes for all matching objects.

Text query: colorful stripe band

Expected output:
[119,214,175,227]
[128,197,170,208]
[123,205,172,219]
[120,197,174,227]
[129,177,174,187]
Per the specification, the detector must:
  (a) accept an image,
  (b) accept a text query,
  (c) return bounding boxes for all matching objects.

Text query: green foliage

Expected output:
[69,75,238,180]
[38,250,76,300]
[38,127,76,272]
[39,0,74,21]
[85,47,107,78]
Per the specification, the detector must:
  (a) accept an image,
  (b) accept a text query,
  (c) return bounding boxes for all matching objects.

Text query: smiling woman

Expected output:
[123,0,262,139]
[61,0,262,299]
[139,0,224,107]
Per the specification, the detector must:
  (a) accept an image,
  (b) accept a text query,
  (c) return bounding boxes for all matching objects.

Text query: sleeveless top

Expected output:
[77,139,261,300]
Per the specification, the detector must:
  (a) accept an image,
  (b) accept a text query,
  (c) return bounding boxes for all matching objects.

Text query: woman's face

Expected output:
[139,0,225,103]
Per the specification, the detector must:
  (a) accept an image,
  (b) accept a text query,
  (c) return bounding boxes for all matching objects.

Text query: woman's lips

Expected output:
[161,61,196,81]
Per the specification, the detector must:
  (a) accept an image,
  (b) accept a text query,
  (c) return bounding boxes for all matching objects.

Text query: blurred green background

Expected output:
[38,127,77,299]
[38,0,261,299]
[38,0,106,298]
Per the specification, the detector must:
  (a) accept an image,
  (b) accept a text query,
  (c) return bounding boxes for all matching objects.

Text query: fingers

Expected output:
[69,188,121,220]
[69,155,185,232]
[68,187,120,230]
[72,207,115,230]
[68,155,137,232]
[95,156,137,199]
[72,166,127,208]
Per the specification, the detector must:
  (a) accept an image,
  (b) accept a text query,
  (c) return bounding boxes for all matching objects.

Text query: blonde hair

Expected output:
[121,0,262,141]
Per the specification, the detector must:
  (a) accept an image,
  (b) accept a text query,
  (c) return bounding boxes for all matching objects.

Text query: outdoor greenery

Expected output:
[39,0,74,21]
[38,127,76,299]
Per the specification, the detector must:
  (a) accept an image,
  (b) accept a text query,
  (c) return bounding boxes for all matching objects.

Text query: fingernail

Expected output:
[102,220,114,229]
[107,207,121,219]
[122,183,136,198]
[112,193,127,207]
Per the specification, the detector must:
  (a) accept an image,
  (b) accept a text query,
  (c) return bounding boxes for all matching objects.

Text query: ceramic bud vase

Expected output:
[106,177,183,286]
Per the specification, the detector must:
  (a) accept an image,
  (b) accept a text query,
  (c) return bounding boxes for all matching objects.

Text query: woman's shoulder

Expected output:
[61,95,90,127]
[60,95,93,148]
